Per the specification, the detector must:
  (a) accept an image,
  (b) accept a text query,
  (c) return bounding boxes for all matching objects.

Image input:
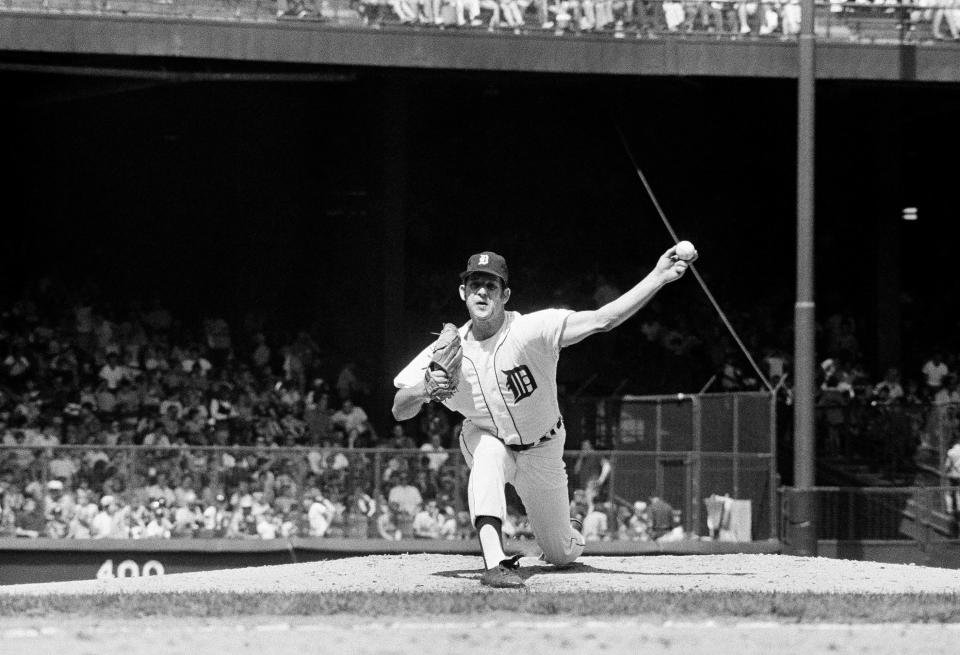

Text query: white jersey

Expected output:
[946,443,960,480]
[395,309,571,447]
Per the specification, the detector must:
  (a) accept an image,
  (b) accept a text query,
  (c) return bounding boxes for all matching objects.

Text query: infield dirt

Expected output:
[3,553,960,596]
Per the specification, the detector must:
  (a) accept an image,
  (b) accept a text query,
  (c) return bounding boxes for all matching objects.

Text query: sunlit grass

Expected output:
[2,590,959,622]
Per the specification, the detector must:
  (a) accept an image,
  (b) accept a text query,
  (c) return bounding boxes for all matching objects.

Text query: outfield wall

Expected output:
[0,538,783,585]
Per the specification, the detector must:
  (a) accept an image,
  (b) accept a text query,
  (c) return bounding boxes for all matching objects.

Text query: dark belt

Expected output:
[507,417,563,452]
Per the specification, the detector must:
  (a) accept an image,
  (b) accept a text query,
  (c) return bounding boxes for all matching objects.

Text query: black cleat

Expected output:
[480,554,524,589]
[571,516,583,533]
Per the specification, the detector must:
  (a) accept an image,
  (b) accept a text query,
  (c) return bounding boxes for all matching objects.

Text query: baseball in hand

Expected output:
[675,240,697,261]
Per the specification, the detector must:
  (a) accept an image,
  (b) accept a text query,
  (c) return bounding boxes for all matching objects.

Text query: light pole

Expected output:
[792,0,818,556]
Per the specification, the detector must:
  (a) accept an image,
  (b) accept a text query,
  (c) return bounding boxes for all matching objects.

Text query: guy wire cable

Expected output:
[613,122,775,394]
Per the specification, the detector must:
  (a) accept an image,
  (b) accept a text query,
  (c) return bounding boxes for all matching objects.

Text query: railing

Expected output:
[783,485,960,538]
[815,399,956,483]
[0,444,776,539]
[2,0,958,45]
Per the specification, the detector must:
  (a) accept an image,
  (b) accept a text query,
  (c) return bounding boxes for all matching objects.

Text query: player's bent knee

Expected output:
[543,550,581,567]
[541,536,585,567]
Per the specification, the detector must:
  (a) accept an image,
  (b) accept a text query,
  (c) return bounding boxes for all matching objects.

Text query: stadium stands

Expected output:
[3,0,957,43]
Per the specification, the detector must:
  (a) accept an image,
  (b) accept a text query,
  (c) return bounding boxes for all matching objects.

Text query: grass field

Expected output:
[3,589,960,623]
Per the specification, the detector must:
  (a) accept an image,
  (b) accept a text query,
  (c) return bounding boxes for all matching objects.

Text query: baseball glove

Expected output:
[424,323,462,402]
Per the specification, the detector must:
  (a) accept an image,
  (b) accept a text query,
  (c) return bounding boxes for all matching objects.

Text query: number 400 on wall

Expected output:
[96,559,165,579]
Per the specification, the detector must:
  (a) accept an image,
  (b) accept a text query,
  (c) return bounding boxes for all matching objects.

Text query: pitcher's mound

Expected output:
[3,554,959,597]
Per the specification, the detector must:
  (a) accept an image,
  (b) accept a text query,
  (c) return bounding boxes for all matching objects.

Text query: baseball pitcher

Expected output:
[393,246,696,588]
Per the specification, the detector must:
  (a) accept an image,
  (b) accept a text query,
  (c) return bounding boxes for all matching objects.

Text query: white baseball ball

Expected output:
[675,240,697,261]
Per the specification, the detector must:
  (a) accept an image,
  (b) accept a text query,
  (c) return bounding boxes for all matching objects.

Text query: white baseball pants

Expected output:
[459,423,585,566]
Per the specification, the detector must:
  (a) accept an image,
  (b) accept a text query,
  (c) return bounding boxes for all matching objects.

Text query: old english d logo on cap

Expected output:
[461,251,509,286]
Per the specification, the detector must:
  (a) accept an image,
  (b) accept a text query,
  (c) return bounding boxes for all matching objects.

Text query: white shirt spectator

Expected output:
[582,507,609,542]
[307,448,350,474]
[257,515,278,539]
[47,452,80,484]
[412,505,442,539]
[173,506,202,534]
[308,497,336,537]
[945,443,960,480]
[419,439,449,472]
[91,510,113,538]
[182,356,212,376]
[3,354,30,378]
[331,405,369,434]
[923,359,950,389]
[387,483,423,517]
[145,515,172,539]
[100,362,130,391]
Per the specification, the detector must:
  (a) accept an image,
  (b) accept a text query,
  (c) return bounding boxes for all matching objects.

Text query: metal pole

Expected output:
[791,0,818,557]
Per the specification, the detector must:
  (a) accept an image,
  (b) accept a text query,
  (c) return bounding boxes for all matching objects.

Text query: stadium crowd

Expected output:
[0,270,953,542]
[0,281,679,542]
[283,0,958,42]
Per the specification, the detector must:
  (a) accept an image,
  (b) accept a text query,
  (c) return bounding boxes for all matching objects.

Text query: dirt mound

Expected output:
[2,554,958,596]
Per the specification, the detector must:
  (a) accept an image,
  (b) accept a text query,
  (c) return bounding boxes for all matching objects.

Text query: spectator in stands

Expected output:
[48,450,79,487]
[174,475,198,507]
[455,0,485,25]
[332,399,374,449]
[67,489,98,538]
[304,388,334,443]
[683,0,721,33]
[412,499,443,538]
[251,332,272,373]
[255,507,279,539]
[581,500,610,541]
[99,352,129,391]
[922,353,949,395]
[944,437,960,537]
[346,484,377,538]
[412,469,438,501]
[377,501,403,540]
[647,495,675,540]
[173,495,203,538]
[737,0,777,34]
[662,0,685,30]
[419,432,449,472]
[570,487,589,527]
[818,371,852,455]
[94,380,119,417]
[336,361,364,402]
[573,440,611,496]
[626,501,650,541]
[3,340,32,391]
[389,0,418,22]
[145,472,176,507]
[181,347,212,377]
[145,503,173,538]
[873,367,904,405]
[200,493,230,538]
[387,471,422,520]
[229,495,260,538]
[779,0,799,35]
[209,385,238,428]
[306,491,337,537]
[932,0,960,40]
[15,495,45,538]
